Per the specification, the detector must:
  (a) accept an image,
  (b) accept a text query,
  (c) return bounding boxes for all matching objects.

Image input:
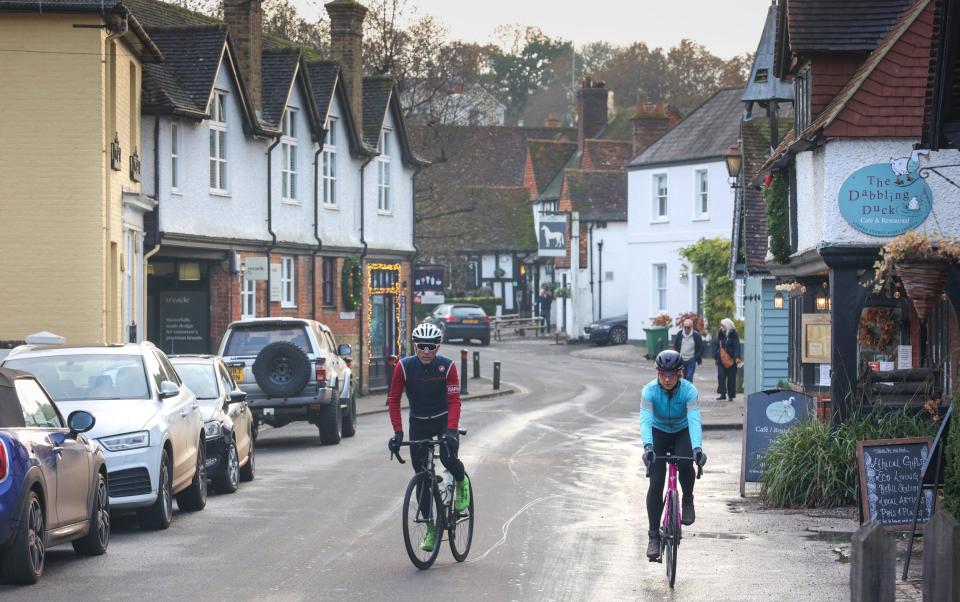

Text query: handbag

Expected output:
[719,346,735,369]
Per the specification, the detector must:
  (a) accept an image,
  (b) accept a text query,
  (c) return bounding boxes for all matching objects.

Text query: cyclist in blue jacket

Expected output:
[642,349,708,560]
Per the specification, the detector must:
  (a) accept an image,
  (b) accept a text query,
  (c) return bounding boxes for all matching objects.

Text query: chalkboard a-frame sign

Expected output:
[856,438,935,531]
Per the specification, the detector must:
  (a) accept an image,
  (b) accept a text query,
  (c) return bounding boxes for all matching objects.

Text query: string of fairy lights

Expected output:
[365,262,402,367]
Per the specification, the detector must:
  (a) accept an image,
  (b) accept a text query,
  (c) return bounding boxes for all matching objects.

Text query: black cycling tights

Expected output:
[410,415,465,518]
[646,427,695,534]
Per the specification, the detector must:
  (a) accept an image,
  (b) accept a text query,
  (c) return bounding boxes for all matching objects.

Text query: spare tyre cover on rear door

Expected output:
[252,341,311,398]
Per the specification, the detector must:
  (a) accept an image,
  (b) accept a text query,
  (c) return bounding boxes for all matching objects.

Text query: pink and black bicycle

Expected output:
[646,452,703,588]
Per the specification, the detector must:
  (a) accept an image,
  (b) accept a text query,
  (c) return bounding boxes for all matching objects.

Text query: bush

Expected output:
[413,296,504,322]
[945,409,960,517]
[760,409,938,508]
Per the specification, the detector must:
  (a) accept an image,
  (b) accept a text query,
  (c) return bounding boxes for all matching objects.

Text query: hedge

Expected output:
[414,296,504,322]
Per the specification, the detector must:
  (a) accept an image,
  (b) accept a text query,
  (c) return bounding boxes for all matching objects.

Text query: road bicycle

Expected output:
[646,452,703,588]
[390,430,474,569]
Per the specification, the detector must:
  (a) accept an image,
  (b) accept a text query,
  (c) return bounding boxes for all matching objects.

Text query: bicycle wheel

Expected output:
[402,472,444,569]
[665,490,679,588]
[448,472,474,562]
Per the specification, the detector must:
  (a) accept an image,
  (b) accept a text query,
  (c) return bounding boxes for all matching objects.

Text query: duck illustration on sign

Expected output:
[765,397,797,424]
[838,150,934,237]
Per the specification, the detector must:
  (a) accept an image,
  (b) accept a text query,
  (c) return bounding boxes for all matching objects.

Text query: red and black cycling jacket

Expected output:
[387,355,461,432]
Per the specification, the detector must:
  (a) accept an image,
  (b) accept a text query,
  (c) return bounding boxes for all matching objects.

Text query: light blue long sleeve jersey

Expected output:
[640,379,703,449]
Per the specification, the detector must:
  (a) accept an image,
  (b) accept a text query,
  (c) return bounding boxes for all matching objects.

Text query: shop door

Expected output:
[369,294,397,389]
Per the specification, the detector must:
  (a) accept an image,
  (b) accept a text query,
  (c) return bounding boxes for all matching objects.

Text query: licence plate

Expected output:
[462,319,479,324]
[230,366,245,383]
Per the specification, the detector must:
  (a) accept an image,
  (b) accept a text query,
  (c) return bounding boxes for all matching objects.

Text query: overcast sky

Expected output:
[299,0,774,59]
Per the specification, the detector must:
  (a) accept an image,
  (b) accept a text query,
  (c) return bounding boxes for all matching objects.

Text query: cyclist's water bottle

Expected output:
[442,469,455,504]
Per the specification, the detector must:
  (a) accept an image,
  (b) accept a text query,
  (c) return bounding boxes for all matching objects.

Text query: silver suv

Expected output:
[218,318,354,444]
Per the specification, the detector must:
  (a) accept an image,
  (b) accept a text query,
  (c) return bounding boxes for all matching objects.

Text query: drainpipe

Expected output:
[410,165,424,351]
[588,222,595,322]
[265,136,281,317]
[357,154,375,394]
[142,115,163,344]
[597,239,604,321]
[312,134,326,320]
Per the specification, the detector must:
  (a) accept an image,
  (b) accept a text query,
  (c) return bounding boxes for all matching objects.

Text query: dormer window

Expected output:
[281,108,298,201]
[377,129,392,212]
[794,66,811,133]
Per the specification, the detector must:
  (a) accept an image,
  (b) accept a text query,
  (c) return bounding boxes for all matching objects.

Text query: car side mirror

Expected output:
[338,343,352,356]
[158,380,180,400]
[67,410,96,437]
[228,390,247,404]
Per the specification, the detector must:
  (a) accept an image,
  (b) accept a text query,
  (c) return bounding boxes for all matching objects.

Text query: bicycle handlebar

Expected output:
[644,454,704,480]
[388,430,468,464]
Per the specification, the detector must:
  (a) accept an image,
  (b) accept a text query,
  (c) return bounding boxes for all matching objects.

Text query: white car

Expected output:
[3,342,207,530]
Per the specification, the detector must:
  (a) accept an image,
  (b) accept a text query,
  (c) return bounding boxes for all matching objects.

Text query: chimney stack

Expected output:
[224,0,263,114]
[544,112,560,128]
[576,77,609,149]
[325,0,368,135]
[631,101,672,156]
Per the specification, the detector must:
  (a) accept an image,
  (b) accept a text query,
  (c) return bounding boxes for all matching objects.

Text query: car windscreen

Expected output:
[4,355,150,401]
[224,326,310,356]
[170,363,219,399]
[452,306,485,318]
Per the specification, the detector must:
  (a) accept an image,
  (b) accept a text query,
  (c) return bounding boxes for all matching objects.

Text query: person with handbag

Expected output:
[715,318,741,401]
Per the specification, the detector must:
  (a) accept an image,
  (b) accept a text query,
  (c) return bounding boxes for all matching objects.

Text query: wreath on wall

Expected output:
[858,307,898,351]
[763,171,791,264]
[341,256,362,311]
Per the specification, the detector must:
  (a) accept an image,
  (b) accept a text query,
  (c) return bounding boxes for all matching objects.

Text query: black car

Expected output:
[426,304,491,346]
[169,356,255,494]
[584,315,628,346]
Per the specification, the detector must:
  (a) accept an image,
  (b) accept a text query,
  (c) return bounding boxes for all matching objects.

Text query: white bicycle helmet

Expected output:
[412,322,443,343]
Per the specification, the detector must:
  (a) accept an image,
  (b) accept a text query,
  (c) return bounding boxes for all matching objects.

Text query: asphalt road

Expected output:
[1,340,852,600]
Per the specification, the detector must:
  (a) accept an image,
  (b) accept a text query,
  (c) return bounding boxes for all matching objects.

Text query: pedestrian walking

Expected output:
[714,318,741,401]
[672,318,704,382]
[537,286,553,334]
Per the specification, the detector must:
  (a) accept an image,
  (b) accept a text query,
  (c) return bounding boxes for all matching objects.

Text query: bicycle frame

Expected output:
[662,461,683,534]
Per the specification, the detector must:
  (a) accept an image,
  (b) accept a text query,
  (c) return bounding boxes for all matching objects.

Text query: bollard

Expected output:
[473,351,480,379]
[850,521,895,602]
[493,361,501,390]
[460,349,469,395]
[922,510,959,602]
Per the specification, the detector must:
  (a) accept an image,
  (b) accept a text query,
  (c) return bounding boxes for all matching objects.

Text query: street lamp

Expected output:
[724,143,743,189]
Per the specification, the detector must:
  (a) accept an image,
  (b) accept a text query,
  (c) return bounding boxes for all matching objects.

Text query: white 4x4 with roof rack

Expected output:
[218,318,355,444]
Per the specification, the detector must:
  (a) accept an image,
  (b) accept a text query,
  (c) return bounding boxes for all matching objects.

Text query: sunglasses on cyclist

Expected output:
[416,343,439,351]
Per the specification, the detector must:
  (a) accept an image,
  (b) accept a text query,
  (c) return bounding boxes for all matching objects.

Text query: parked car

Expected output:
[3,343,206,531]
[425,303,491,345]
[218,318,354,444]
[584,315,628,346]
[0,368,108,584]
[169,355,255,494]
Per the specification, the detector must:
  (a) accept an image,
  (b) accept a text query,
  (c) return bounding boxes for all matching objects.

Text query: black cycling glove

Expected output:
[693,447,707,467]
[442,428,460,455]
[388,431,403,454]
[642,444,656,468]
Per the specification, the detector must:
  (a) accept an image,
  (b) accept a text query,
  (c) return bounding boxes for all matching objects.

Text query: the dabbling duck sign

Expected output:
[838,149,933,236]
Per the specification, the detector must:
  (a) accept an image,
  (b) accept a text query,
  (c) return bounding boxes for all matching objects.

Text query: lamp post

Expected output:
[724,143,743,189]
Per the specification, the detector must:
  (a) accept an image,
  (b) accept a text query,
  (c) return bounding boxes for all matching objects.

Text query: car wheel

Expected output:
[251,417,259,443]
[480,335,490,346]
[72,471,109,556]
[609,326,628,345]
[441,326,450,343]
[1,490,45,584]
[215,439,240,494]
[341,393,358,438]
[138,450,173,530]
[176,439,208,511]
[252,341,311,398]
[240,432,256,482]
[317,395,342,445]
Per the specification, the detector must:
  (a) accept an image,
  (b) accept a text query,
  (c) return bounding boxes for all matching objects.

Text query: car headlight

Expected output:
[203,421,223,439]
[99,431,150,451]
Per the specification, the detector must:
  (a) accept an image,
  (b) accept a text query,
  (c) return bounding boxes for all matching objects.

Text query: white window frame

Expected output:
[652,173,668,221]
[735,278,746,320]
[321,117,337,206]
[378,129,392,212]
[171,122,180,192]
[280,255,296,308]
[281,108,298,202]
[241,277,256,320]
[693,169,709,219]
[209,91,228,193]
[653,263,667,312]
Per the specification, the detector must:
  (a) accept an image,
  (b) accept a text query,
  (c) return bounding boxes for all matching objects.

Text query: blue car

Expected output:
[0,368,108,585]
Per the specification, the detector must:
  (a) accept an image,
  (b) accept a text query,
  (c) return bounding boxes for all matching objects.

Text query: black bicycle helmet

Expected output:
[655,349,683,373]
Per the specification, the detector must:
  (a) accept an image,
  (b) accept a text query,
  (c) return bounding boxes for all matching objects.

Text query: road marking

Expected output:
[468,494,564,563]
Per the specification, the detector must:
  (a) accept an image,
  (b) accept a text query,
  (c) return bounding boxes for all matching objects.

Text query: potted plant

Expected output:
[554,287,571,298]
[872,230,960,321]
[643,313,672,359]
[673,311,705,333]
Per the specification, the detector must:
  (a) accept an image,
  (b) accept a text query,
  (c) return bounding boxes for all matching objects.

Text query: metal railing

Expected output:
[492,314,546,341]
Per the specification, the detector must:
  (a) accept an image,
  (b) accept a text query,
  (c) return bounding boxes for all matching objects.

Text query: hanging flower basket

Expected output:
[895,258,952,321]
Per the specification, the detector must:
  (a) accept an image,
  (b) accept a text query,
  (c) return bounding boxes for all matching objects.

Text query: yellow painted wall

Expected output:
[0,14,141,344]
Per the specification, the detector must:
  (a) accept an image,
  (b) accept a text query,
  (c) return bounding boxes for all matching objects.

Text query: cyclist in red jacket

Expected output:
[387,322,470,552]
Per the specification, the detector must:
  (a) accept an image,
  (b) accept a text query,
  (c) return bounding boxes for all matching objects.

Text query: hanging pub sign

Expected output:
[838,150,933,237]
[538,214,567,257]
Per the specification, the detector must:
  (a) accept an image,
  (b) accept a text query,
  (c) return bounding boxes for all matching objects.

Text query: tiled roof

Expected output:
[527,140,577,196]
[539,149,582,201]
[562,170,627,222]
[628,88,743,168]
[306,61,339,125]
[598,110,634,142]
[362,76,394,148]
[782,0,914,53]
[451,187,537,252]
[141,26,226,115]
[582,139,633,170]
[802,0,932,139]
[260,48,301,129]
